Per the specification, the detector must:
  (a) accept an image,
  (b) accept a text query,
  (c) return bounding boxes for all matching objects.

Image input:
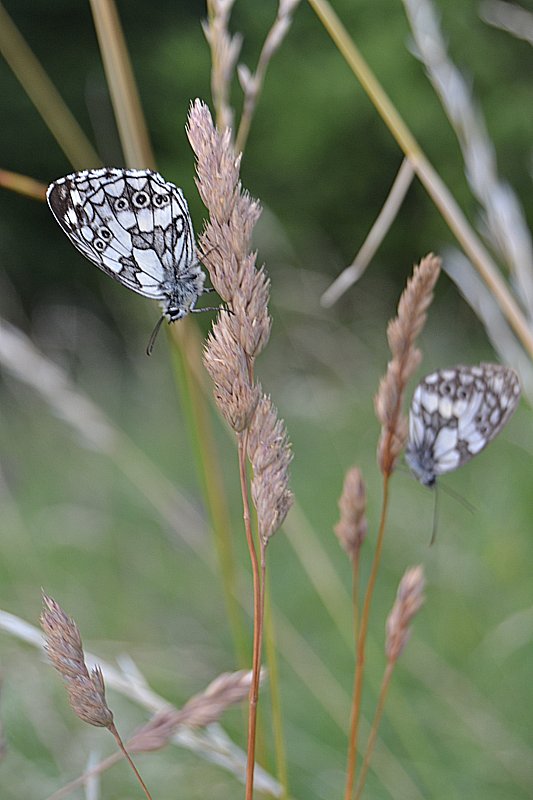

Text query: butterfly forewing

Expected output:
[46,168,205,321]
[405,364,521,487]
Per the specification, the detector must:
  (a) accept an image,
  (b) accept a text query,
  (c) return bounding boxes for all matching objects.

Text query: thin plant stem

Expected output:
[170,323,249,668]
[89,0,155,169]
[0,3,100,168]
[354,661,395,800]
[238,432,263,800]
[235,2,298,154]
[263,576,290,799]
[109,723,153,800]
[350,474,391,787]
[321,158,415,307]
[344,554,361,800]
[306,0,533,359]
[91,0,250,669]
[0,170,47,201]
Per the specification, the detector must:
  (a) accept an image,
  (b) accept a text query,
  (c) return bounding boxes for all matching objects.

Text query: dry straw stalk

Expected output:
[187,98,292,798]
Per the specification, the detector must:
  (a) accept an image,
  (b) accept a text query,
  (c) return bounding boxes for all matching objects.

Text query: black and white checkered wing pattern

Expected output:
[47,168,204,321]
[405,364,521,487]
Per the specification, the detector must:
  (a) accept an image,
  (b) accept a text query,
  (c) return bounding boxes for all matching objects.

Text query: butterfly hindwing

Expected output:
[47,168,205,319]
[405,364,520,487]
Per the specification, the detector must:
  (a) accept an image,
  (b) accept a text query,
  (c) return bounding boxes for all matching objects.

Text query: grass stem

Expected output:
[354,662,394,800]
[349,475,390,790]
[109,723,153,800]
[238,432,263,800]
[170,322,249,667]
[344,554,361,800]
[306,0,533,359]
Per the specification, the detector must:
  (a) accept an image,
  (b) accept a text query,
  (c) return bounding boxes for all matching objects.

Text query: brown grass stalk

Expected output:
[0,169,47,200]
[334,467,367,800]
[344,557,361,800]
[354,567,425,798]
[187,99,292,798]
[347,255,439,791]
[45,669,255,800]
[88,0,155,169]
[307,0,533,360]
[204,0,241,131]
[0,3,100,168]
[236,0,301,153]
[203,0,300,152]
[347,474,391,795]
[321,158,415,308]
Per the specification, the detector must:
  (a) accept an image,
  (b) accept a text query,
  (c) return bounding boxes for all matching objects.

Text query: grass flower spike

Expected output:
[187,98,292,798]
[375,253,441,476]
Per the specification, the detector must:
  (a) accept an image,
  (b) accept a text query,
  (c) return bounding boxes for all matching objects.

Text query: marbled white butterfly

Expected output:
[47,168,211,351]
[405,363,520,487]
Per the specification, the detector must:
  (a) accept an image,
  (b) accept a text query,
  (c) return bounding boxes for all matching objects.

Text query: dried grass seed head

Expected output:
[248,395,293,544]
[386,565,426,662]
[201,4,242,132]
[375,253,441,475]
[228,262,272,357]
[178,669,255,728]
[247,394,289,471]
[252,471,293,546]
[188,100,271,356]
[128,669,255,754]
[41,593,113,728]
[199,229,241,300]
[188,100,291,531]
[203,314,261,431]
[334,466,367,559]
[187,101,241,224]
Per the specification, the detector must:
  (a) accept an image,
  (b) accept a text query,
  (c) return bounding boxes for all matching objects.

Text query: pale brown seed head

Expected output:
[247,395,293,545]
[187,101,271,351]
[386,566,426,662]
[178,669,257,728]
[188,100,291,537]
[187,105,241,223]
[375,253,441,475]
[228,260,272,358]
[334,467,367,560]
[203,315,261,432]
[41,593,113,728]
[127,670,256,753]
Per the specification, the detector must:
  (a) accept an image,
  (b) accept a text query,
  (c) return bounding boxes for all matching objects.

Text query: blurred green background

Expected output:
[0,1,532,798]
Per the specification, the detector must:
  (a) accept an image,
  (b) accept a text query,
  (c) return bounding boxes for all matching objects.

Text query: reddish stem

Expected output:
[344,551,361,800]
[109,723,153,800]
[348,474,390,791]
[238,432,263,800]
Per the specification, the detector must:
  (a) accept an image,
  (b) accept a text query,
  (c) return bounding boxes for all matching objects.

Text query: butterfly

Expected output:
[47,168,213,352]
[405,363,521,488]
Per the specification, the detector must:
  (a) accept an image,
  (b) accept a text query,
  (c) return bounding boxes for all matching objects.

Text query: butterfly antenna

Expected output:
[146,314,165,356]
[191,304,233,315]
[430,485,439,545]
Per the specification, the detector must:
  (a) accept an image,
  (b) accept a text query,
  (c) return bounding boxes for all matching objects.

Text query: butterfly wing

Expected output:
[46,168,197,302]
[406,364,520,486]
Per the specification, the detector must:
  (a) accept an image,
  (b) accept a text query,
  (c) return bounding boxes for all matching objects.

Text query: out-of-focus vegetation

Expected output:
[0,1,532,799]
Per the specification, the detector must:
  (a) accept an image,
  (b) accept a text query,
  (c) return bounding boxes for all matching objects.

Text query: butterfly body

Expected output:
[46,168,206,322]
[405,364,520,487]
